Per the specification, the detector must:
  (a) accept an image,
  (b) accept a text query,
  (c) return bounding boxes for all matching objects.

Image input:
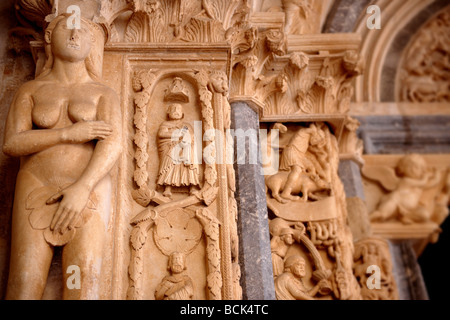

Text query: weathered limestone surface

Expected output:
[0,0,448,301]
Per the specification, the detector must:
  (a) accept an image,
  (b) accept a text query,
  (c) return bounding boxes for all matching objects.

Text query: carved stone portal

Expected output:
[0,0,414,301]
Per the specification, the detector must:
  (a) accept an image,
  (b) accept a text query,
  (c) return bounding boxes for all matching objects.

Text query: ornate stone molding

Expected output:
[397,5,450,103]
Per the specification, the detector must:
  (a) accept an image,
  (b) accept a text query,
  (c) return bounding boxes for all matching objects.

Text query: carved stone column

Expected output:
[230,101,276,300]
[339,160,372,243]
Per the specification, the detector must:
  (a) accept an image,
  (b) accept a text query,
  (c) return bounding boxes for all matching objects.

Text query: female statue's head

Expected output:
[48,16,93,63]
[39,14,105,80]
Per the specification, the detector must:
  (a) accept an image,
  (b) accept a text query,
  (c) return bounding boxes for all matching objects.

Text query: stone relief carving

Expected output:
[3,14,121,299]
[270,219,333,299]
[253,0,331,35]
[155,252,195,300]
[353,238,398,300]
[262,50,363,116]
[274,255,330,300]
[264,122,362,300]
[3,0,412,302]
[9,0,52,52]
[398,6,450,103]
[338,116,364,165]
[265,122,332,207]
[156,103,200,198]
[111,0,248,43]
[362,154,449,225]
[127,69,240,300]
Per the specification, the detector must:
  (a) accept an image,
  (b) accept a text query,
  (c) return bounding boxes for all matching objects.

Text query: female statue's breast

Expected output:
[31,85,99,128]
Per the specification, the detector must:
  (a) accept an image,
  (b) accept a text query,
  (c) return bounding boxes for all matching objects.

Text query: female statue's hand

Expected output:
[62,121,113,143]
[46,183,92,234]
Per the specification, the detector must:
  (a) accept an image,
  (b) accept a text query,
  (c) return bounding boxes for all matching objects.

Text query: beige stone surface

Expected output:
[3,14,122,299]
[0,0,448,301]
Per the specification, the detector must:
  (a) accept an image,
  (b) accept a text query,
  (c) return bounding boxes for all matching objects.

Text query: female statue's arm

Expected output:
[49,87,122,233]
[3,84,113,157]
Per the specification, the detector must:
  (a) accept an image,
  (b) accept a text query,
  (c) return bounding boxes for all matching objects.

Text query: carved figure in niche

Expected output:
[266,123,330,203]
[157,103,200,199]
[354,238,397,300]
[274,255,329,300]
[155,251,194,300]
[2,14,121,299]
[366,154,443,224]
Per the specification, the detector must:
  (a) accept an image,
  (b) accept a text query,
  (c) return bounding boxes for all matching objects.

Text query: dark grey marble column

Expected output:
[230,101,275,300]
[388,241,429,300]
[338,160,366,200]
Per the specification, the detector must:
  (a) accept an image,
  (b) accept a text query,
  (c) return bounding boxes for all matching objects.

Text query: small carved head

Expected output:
[269,218,291,237]
[40,14,104,80]
[45,15,94,63]
[396,154,427,179]
[132,0,160,14]
[284,255,306,278]
[209,72,229,94]
[309,124,326,146]
[280,227,295,245]
[167,103,184,120]
[276,74,288,93]
[168,252,186,274]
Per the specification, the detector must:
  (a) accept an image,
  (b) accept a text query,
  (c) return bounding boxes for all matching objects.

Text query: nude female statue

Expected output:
[3,15,122,299]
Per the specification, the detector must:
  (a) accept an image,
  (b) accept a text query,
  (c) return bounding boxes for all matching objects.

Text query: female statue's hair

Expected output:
[38,13,105,81]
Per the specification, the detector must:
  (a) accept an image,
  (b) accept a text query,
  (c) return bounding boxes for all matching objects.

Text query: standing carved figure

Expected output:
[3,15,122,299]
[157,103,200,198]
[155,252,194,300]
[271,227,295,277]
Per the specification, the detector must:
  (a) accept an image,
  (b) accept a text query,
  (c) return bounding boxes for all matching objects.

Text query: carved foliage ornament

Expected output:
[263,50,363,116]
